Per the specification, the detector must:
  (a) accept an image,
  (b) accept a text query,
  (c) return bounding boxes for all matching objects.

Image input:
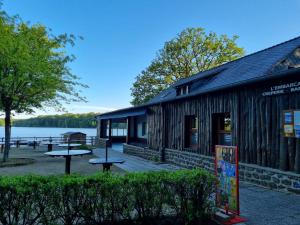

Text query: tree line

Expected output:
[12,113,98,128]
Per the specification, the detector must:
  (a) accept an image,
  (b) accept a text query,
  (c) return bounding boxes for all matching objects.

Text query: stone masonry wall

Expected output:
[123,144,300,194]
[123,144,160,161]
[164,148,300,194]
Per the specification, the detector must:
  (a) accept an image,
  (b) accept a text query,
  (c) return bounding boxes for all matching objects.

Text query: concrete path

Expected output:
[93,147,180,172]
[94,147,300,225]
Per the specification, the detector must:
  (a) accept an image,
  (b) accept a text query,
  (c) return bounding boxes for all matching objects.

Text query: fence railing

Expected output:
[0,136,98,146]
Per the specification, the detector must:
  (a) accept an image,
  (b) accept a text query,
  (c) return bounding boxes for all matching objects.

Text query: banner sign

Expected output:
[283,110,300,138]
[215,145,239,215]
[262,81,300,96]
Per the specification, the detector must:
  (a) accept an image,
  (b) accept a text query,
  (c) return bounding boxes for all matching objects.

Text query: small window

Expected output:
[184,115,198,148]
[212,113,232,148]
[176,85,190,96]
[142,122,147,136]
[137,119,147,139]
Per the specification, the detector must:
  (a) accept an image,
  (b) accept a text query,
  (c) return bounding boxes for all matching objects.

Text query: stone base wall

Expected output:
[164,148,215,172]
[123,144,160,161]
[123,145,300,194]
[164,148,300,194]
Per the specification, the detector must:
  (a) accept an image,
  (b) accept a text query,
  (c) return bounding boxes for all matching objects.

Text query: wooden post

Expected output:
[105,139,108,162]
[295,139,300,173]
[98,119,102,138]
[126,117,130,144]
[65,156,71,175]
[108,119,112,142]
[33,137,37,150]
[279,96,289,171]
[160,104,165,162]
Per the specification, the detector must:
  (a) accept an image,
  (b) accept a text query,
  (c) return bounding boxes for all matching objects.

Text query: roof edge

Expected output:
[97,67,300,119]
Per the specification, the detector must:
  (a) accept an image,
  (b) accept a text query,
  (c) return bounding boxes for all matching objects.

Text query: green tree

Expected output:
[0,11,87,161]
[131,27,244,105]
[13,113,98,128]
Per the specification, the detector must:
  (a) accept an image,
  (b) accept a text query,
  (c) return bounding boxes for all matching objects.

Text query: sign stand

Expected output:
[214,145,246,225]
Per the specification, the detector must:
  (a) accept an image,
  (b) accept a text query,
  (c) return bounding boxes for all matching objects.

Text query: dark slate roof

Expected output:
[147,36,300,105]
[97,36,300,119]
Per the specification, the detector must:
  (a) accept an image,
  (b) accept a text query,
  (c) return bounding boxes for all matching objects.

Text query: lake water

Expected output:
[0,127,96,138]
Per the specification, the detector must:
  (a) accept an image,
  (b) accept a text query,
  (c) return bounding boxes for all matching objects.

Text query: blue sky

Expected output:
[2,0,300,117]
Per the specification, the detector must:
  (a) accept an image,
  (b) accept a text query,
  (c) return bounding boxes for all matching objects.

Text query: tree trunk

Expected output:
[3,110,11,162]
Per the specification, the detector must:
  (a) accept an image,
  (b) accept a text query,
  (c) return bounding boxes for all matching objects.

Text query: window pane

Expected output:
[224,116,231,132]
[213,113,232,148]
[185,115,198,148]
[137,118,147,139]
[191,130,198,146]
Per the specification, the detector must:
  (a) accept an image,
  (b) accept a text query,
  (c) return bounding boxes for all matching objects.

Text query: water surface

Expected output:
[0,127,96,138]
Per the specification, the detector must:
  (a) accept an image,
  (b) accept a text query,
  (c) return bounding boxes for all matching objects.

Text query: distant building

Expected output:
[96,36,300,193]
[62,132,86,144]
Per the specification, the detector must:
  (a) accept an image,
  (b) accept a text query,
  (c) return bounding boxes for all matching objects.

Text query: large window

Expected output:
[184,115,198,148]
[212,113,232,147]
[111,122,127,136]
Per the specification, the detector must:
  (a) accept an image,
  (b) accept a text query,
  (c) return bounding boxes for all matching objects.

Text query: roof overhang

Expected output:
[96,108,147,120]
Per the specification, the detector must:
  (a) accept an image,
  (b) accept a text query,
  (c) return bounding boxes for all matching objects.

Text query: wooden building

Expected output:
[96,37,300,192]
[62,132,87,144]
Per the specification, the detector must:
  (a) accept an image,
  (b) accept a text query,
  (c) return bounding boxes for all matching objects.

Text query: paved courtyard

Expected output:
[0,146,123,175]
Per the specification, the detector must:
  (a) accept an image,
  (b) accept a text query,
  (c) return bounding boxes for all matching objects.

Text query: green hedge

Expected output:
[0,169,216,225]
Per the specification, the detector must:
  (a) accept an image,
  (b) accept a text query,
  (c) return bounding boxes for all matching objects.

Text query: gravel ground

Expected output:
[0,146,124,175]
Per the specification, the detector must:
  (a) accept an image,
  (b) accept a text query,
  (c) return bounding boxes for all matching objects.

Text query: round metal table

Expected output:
[44,150,91,174]
[89,158,125,171]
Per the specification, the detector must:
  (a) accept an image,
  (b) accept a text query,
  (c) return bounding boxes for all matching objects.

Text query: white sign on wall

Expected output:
[262,81,300,96]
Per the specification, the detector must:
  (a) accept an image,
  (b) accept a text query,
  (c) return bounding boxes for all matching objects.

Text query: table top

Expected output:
[58,143,82,147]
[89,158,125,164]
[45,150,91,157]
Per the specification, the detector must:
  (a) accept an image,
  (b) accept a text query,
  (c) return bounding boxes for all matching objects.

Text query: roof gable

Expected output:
[271,48,300,73]
[147,36,300,105]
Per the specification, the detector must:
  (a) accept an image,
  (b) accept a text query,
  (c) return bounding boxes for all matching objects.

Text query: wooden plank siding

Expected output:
[147,77,300,173]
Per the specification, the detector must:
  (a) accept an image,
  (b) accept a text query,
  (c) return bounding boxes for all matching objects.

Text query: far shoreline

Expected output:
[6,126,96,129]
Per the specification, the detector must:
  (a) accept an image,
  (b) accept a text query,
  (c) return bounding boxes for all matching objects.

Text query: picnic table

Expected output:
[89,158,125,171]
[44,150,91,174]
[89,140,125,171]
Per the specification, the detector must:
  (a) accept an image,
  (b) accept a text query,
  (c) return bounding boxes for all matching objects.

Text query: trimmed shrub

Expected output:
[0,169,216,225]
